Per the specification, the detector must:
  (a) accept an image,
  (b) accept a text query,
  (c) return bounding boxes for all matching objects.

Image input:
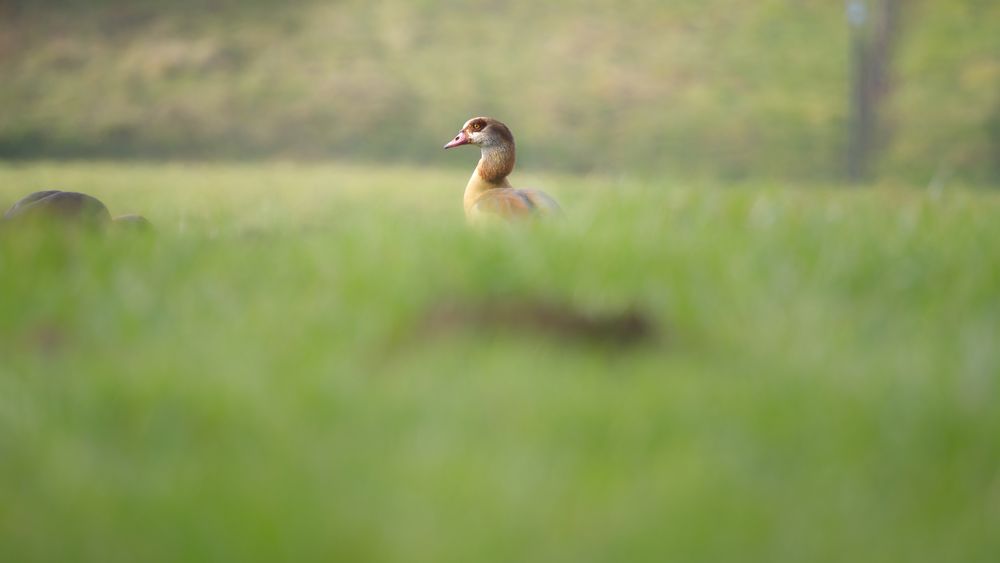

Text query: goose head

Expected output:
[443,117,514,150]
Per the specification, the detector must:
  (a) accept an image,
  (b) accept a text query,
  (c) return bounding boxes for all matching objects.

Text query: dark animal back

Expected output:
[3,191,112,225]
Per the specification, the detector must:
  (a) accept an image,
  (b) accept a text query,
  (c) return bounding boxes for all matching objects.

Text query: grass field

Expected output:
[1,162,999,562]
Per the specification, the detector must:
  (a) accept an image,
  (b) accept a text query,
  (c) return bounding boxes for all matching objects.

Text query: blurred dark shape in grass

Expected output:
[4,190,112,223]
[420,298,658,348]
[0,0,997,184]
[2,189,154,233]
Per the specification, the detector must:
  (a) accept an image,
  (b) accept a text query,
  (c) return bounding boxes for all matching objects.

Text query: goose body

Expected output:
[3,190,151,230]
[444,117,560,222]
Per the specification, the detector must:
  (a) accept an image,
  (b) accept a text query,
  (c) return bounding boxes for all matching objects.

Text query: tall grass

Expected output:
[1,161,998,561]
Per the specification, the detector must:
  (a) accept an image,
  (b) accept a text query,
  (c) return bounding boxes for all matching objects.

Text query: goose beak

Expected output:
[444,131,470,149]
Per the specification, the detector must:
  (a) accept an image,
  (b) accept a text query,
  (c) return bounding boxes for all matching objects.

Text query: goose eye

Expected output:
[472,122,482,131]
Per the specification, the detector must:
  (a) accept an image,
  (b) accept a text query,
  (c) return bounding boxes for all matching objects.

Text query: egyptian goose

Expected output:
[444,117,560,222]
[3,190,151,230]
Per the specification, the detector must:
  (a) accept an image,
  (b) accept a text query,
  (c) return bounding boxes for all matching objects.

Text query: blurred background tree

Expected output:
[846,0,900,183]
[0,0,997,184]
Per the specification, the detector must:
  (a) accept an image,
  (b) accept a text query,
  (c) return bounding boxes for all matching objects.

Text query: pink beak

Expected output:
[444,131,470,149]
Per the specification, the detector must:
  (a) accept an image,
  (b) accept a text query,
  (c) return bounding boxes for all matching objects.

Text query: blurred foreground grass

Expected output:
[1,162,999,562]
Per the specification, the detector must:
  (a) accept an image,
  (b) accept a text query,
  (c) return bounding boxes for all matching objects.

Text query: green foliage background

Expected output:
[1,0,998,182]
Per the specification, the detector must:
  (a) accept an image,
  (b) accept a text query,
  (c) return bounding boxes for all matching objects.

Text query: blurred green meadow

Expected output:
[2,161,999,561]
[2,0,1000,561]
